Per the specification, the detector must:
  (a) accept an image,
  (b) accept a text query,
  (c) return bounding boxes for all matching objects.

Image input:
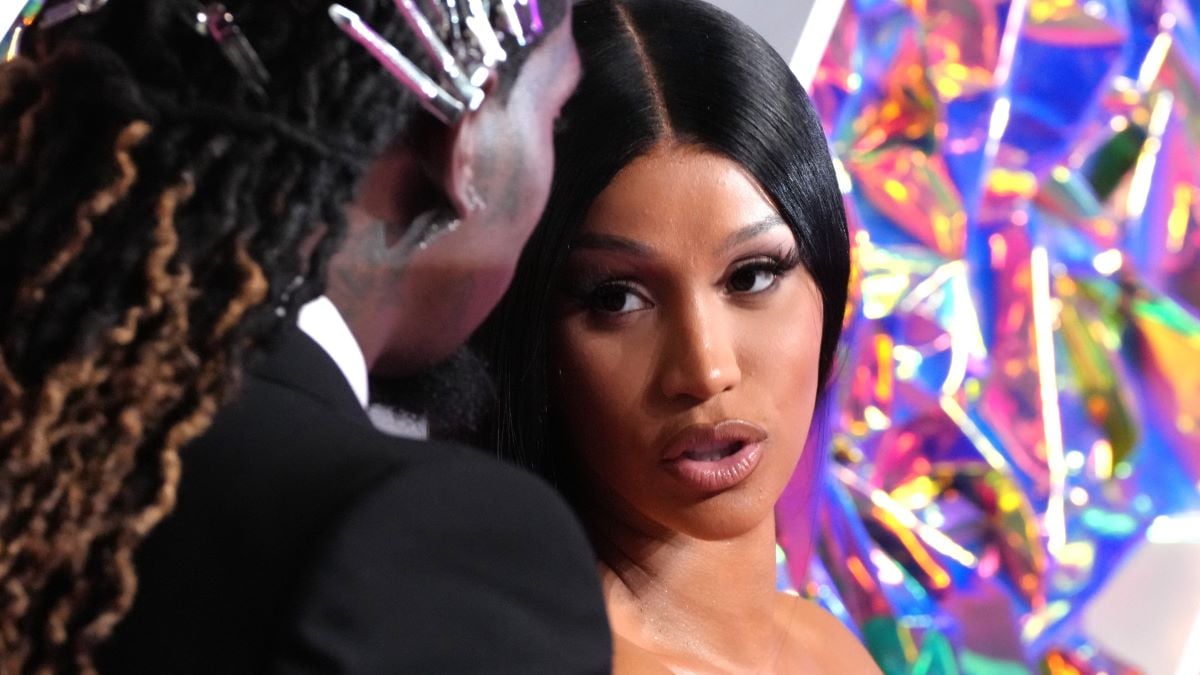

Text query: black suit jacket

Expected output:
[98,328,611,673]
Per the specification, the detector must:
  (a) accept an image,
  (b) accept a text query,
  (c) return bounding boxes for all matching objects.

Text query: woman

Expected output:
[478,0,880,671]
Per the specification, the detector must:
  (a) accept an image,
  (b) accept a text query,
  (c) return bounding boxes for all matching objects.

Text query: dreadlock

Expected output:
[0,0,565,672]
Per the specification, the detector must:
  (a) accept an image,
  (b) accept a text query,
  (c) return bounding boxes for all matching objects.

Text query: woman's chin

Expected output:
[657,454,797,542]
[665,492,779,542]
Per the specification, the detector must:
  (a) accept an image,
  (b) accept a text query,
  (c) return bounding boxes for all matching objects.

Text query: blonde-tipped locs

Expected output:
[0,118,251,674]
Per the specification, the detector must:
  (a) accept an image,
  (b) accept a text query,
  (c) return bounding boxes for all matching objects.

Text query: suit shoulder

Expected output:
[182,374,463,514]
[276,454,612,673]
[343,452,590,554]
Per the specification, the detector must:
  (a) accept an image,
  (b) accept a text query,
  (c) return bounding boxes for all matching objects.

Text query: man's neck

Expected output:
[324,214,411,374]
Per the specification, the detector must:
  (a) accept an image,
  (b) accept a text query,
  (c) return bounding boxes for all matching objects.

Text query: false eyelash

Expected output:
[560,245,804,306]
[562,278,637,309]
[558,265,625,303]
[729,246,803,278]
[771,245,804,272]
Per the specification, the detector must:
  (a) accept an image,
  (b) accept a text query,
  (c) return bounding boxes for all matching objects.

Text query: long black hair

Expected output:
[0,0,564,671]
[477,0,850,492]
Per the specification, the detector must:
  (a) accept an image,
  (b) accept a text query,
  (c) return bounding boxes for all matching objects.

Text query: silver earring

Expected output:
[416,217,461,250]
[463,183,487,213]
[397,208,462,254]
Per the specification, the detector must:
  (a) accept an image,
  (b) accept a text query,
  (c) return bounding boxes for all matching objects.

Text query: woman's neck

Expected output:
[588,509,786,671]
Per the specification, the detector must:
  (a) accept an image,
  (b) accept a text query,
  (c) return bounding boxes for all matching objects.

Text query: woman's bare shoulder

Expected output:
[776,593,882,674]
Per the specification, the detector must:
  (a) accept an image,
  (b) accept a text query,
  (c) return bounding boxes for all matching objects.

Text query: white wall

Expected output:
[703,0,816,58]
[700,0,842,88]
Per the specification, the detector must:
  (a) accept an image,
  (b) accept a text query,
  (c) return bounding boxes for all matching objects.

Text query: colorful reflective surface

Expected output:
[0,1,43,63]
[780,0,1200,672]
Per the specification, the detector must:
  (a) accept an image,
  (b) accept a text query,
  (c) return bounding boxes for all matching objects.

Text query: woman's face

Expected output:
[553,144,824,541]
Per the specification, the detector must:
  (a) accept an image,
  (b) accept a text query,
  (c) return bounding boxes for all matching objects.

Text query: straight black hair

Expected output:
[477,0,850,490]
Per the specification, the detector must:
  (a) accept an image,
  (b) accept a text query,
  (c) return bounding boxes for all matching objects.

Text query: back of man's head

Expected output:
[0,0,568,670]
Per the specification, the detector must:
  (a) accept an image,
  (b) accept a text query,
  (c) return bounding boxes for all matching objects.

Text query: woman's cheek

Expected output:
[556,327,614,428]
[774,318,824,411]
[556,326,651,455]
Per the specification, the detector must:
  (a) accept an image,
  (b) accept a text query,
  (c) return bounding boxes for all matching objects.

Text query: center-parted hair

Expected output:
[0,0,565,671]
[477,0,850,492]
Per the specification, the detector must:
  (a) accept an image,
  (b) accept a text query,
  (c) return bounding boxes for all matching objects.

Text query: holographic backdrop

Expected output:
[774,0,1200,673]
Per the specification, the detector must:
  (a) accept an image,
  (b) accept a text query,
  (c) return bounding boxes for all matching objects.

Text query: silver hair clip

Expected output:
[1,0,271,101]
[497,0,525,47]
[190,3,271,99]
[329,4,467,124]
[392,0,485,108]
[39,0,107,29]
[327,0,544,125]
[463,0,506,67]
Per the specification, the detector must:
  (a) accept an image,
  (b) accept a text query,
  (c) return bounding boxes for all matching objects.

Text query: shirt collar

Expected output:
[296,296,370,410]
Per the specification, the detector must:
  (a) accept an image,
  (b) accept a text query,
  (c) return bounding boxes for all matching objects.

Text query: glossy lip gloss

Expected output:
[661,419,768,493]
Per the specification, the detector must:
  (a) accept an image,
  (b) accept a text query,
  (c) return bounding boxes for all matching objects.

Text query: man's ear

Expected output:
[442,73,500,217]
[443,119,478,218]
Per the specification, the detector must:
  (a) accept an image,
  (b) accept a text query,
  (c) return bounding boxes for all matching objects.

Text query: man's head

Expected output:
[0,0,572,668]
[327,3,581,376]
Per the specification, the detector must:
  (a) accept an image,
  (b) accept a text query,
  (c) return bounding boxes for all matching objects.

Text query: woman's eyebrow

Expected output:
[570,214,787,258]
[719,215,787,254]
[571,232,656,257]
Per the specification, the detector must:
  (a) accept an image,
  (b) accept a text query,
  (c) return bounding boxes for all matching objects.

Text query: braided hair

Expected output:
[0,1,564,671]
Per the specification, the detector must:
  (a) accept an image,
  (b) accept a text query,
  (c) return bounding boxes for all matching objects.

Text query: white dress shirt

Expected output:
[296,296,369,410]
[297,296,429,438]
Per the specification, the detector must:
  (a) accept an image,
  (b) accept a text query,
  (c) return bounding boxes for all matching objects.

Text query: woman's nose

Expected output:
[657,299,741,403]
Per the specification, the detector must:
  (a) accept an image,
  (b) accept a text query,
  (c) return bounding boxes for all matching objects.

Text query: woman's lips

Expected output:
[661,420,768,493]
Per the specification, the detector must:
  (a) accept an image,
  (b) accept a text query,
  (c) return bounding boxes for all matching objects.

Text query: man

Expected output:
[89,0,608,672]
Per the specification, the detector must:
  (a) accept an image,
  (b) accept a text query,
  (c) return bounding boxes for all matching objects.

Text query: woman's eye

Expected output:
[728,266,778,294]
[587,284,649,315]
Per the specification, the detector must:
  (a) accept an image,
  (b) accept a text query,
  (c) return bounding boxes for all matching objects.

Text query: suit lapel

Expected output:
[247,327,370,423]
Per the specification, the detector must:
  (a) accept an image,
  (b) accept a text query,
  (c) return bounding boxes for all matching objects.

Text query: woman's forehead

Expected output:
[580,146,783,245]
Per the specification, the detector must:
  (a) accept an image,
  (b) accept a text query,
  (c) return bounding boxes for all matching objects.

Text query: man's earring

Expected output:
[417,216,462,250]
[463,183,486,213]
[399,208,462,254]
